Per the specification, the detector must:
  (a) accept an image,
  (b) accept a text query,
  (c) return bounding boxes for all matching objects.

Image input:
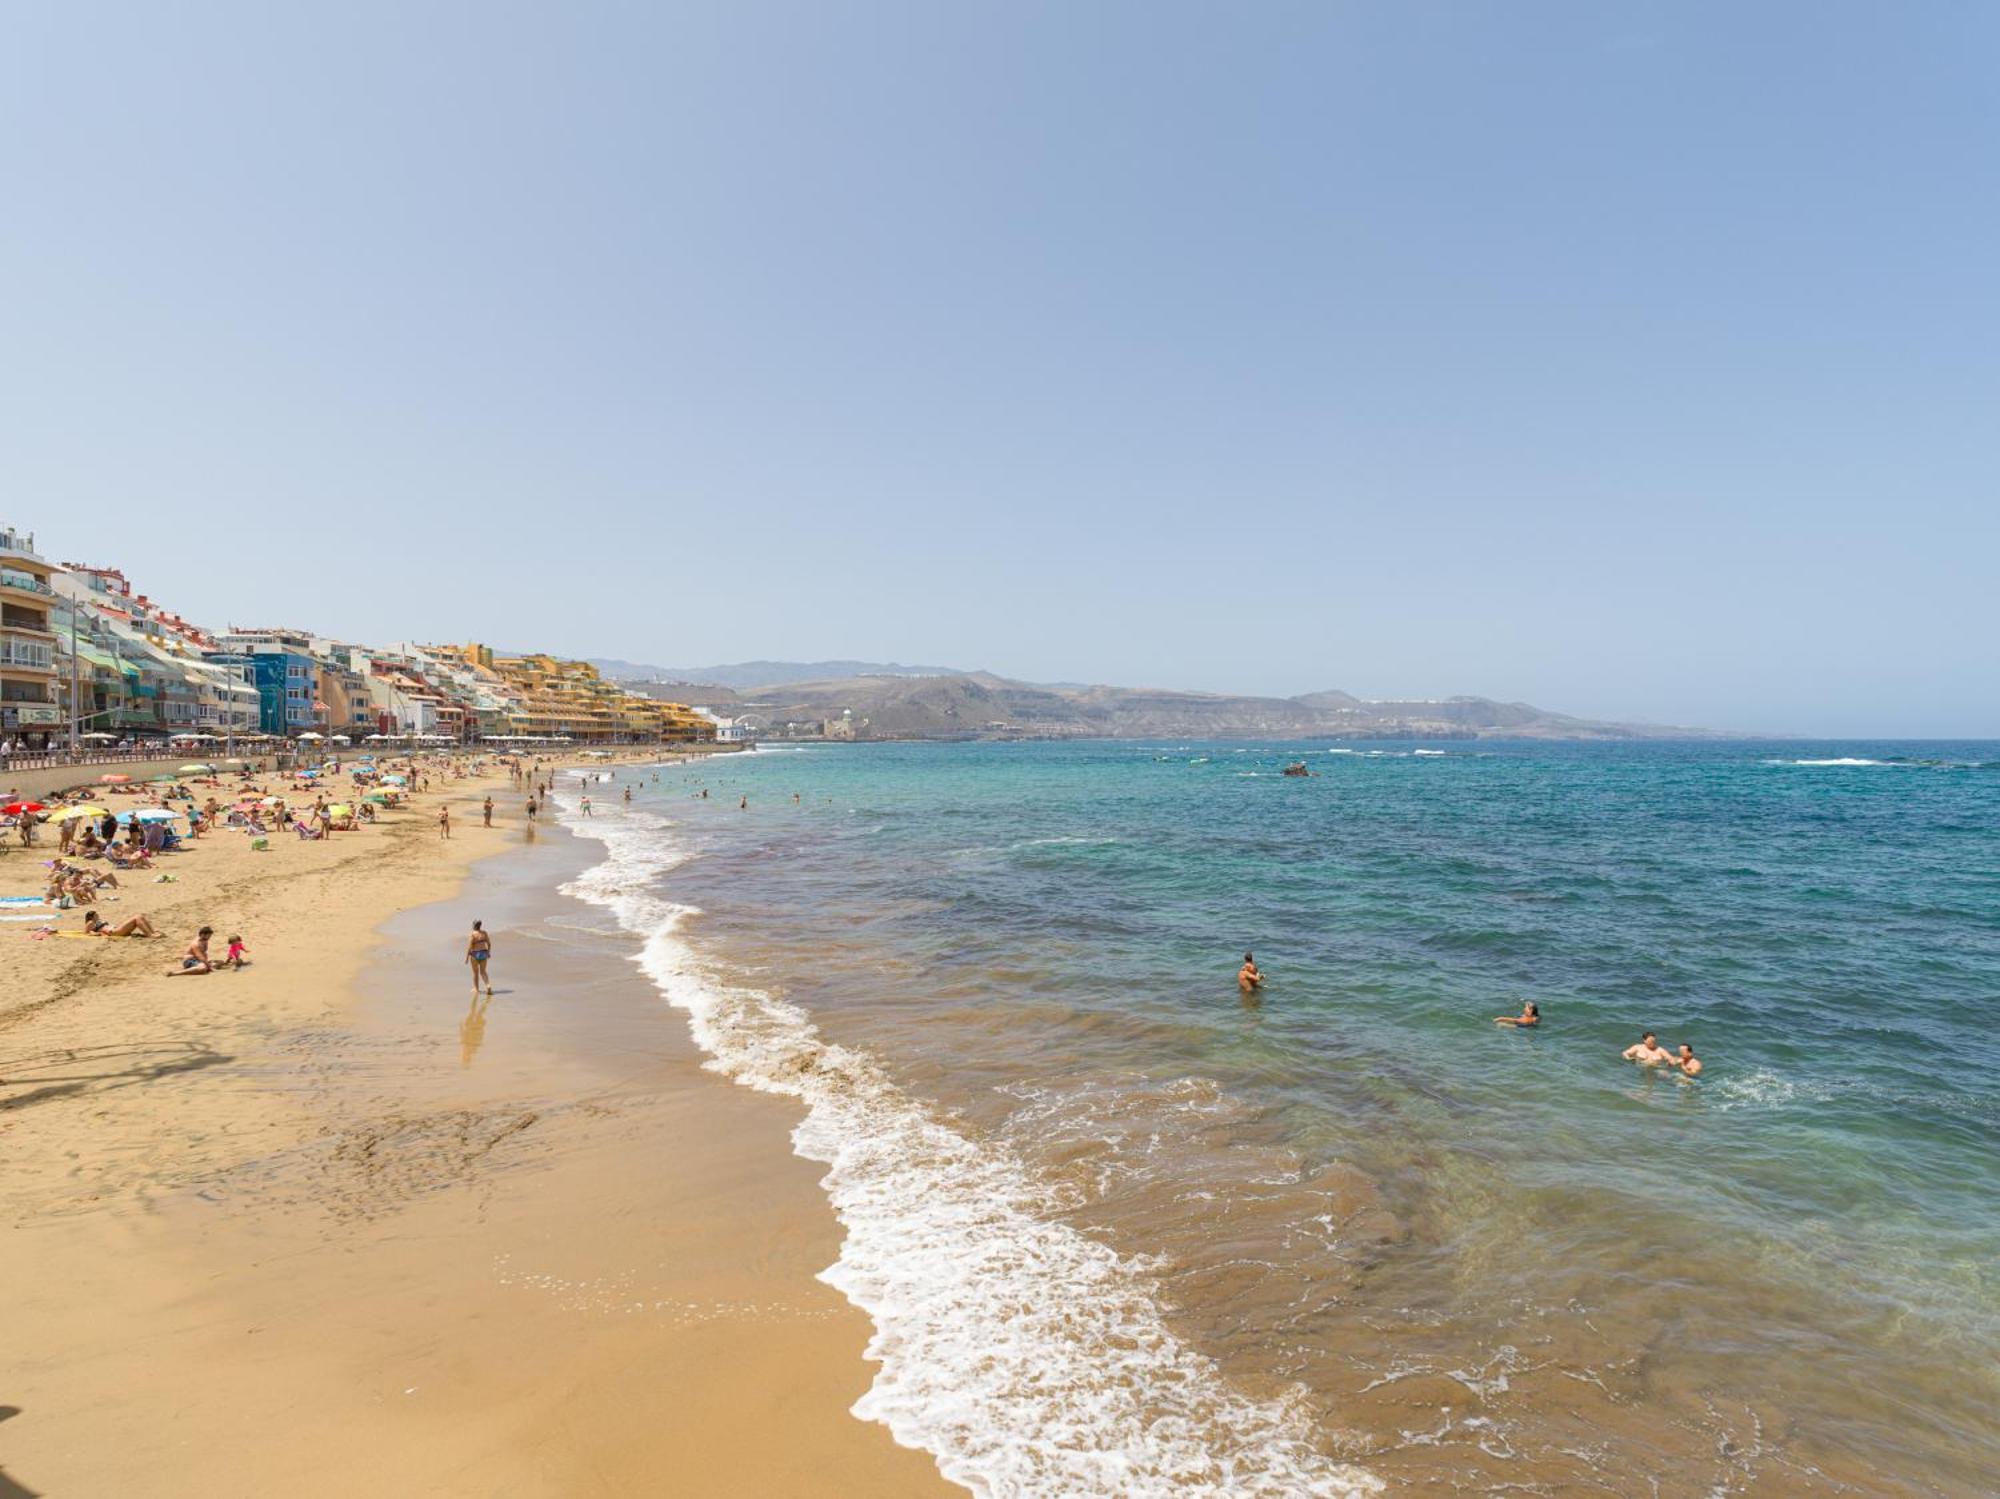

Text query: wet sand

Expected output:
[0,763,951,1497]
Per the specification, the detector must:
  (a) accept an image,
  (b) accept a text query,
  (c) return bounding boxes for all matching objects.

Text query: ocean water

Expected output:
[559,740,1999,1497]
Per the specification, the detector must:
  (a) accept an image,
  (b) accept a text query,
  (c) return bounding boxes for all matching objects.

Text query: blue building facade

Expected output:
[204,650,318,735]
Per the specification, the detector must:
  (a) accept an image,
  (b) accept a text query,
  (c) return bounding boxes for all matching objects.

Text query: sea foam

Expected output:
[560,799,1381,1498]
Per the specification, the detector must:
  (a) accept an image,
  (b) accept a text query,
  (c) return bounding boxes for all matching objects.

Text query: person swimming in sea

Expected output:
[1238,952,1264,992]
[1672,1042,1702,1076]
[1622,1031,1672,1065]
[1495,1000,1539,1027]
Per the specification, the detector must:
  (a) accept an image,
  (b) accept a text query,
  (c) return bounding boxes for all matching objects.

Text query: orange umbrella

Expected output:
[99,773,131,784]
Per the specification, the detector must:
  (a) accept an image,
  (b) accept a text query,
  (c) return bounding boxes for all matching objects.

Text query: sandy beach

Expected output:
[1,754,951,1497]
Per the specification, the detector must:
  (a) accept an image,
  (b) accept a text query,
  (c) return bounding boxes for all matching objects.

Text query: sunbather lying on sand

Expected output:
[82,909,159,938]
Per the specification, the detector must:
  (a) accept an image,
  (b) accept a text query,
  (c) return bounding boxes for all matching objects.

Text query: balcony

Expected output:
[0,640,56,672]
[0,568,52,598]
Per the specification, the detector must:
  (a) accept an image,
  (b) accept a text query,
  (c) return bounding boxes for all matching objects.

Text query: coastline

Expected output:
[1,755,951,1497]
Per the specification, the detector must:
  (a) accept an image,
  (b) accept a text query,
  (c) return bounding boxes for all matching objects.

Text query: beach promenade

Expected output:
[0,752,949,1497]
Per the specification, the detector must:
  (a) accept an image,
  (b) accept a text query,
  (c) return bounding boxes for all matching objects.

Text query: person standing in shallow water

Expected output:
[1623,1032,1672,1065]
[1238,952,1264,993]
[466,919,493,995]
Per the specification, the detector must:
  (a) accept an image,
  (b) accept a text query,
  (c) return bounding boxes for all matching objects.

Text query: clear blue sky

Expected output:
[4,3,1994,736]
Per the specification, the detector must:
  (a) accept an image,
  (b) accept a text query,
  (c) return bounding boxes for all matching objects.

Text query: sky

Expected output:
[3,3,1995,737]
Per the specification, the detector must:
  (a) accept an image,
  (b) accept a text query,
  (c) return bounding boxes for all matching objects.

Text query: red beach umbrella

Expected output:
[2,801,47,815]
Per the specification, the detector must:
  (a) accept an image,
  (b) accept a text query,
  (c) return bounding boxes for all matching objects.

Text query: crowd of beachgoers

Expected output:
[2,748,522,973]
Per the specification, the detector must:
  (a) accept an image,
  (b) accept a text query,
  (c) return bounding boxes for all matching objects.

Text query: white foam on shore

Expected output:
[1763,757,1887,767]
[560,803,1381,1498]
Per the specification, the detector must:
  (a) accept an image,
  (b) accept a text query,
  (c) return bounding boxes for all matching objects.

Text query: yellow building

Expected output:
[0,526,63,746]
[466,645,713,744]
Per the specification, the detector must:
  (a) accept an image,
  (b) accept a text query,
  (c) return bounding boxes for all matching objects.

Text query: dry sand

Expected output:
[0,754,953,1497]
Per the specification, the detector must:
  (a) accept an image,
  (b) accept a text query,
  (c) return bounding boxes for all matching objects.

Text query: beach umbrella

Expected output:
[179,763,215,774]
[117,808,179,825]
[99,773,131,783]
[382,773,407,785]
[1,800,46,816]
[326,803,353,817]
[53,804,111,822]
[297,732,323,741]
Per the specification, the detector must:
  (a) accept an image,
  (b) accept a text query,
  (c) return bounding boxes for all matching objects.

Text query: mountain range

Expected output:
[587,658,964,691]
[602,661,1717,741]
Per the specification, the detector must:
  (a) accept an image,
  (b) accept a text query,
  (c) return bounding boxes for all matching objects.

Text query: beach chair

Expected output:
[293,819,322,840]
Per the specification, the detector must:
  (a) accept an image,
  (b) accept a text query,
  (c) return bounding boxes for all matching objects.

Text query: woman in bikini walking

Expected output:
[466,919,494,996]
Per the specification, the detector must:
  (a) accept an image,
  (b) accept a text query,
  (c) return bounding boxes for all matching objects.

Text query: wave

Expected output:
[1763,755,2000,771]
[559,803,1381,1498]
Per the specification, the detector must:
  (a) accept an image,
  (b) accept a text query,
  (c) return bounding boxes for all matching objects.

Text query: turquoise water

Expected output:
[611,740,2000,1494]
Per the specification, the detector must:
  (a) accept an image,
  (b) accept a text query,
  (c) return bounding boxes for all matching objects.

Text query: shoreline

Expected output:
[1,752,951,1496]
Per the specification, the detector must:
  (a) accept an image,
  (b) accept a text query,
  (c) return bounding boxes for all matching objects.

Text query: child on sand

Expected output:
[224,934,249,969]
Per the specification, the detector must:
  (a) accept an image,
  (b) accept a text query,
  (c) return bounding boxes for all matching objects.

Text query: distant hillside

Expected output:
[590,658,965,691]
[618,679,745,710]
[634,670,1719,741]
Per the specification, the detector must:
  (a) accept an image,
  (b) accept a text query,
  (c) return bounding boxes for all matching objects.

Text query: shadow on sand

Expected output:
[0,1041,233,1113]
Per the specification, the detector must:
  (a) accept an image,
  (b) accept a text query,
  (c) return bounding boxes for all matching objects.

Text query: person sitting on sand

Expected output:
[1238,952,1264,992]
[1622,1031,1673,1065]
[83,908,159,939]
[1672,1042,1702,1076]
[105,839,149,870]
[166,926,216,975]
[223,934,249,970]
[1495,1000,1540,1027]
[49,865,118,905]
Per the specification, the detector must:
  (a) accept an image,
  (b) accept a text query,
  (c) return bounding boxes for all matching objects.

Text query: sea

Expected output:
[557,739,1999,1498]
